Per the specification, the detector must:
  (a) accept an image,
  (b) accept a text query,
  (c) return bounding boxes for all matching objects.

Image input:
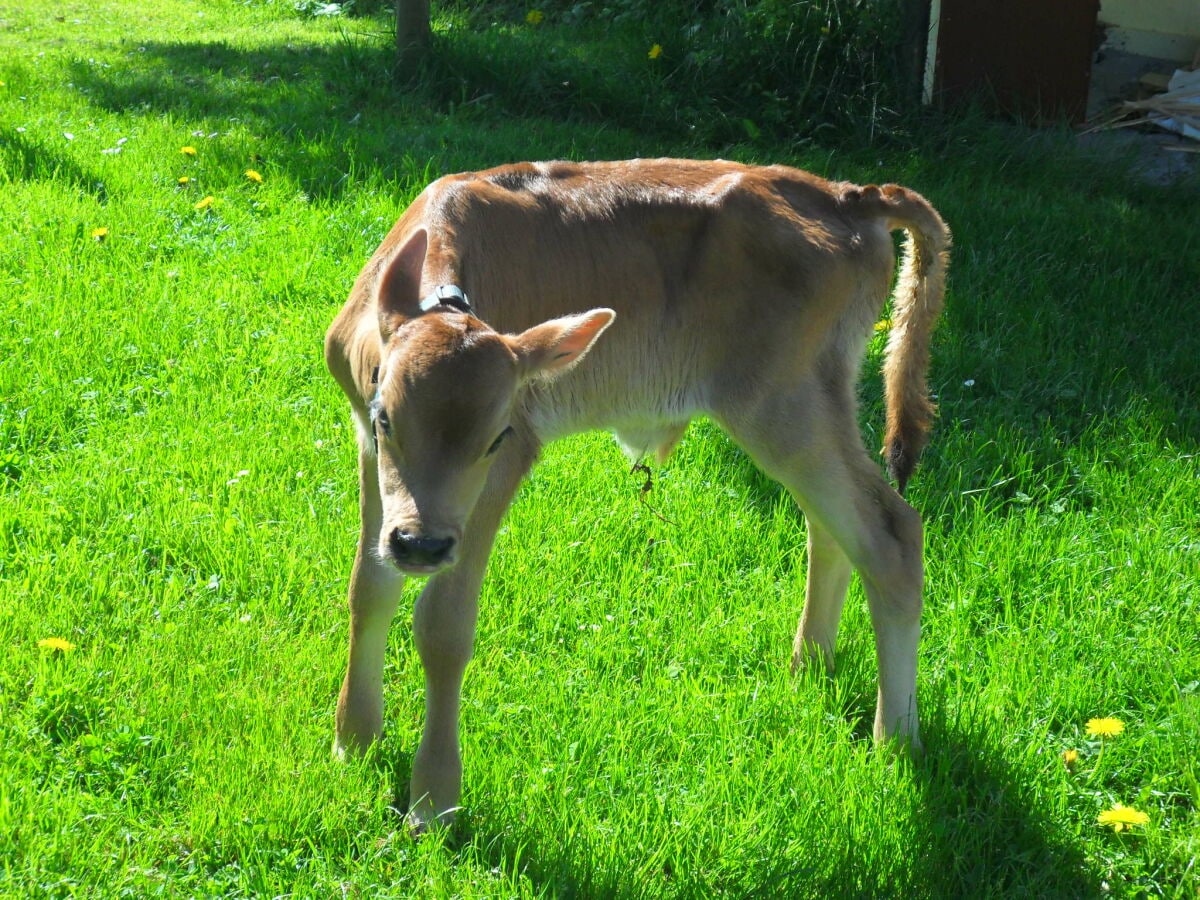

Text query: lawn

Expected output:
[1,0,1197,896]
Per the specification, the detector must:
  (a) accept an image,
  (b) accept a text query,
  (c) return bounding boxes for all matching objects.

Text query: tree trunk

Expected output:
[396,0,431,77]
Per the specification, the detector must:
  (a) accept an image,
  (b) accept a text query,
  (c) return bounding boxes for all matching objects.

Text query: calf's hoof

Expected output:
[404,798,460,838]
[790,639,835,677]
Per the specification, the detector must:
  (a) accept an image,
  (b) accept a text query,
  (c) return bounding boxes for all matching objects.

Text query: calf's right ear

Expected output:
[376,228,428,332]
[509,309,616,380]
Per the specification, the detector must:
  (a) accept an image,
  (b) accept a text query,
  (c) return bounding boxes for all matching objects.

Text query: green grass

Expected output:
[2,1,1198,896]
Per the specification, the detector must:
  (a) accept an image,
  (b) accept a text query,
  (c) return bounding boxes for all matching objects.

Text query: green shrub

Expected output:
[434,0,924,145]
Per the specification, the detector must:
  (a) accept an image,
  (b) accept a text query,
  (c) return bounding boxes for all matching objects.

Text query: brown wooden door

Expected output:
[932,0,1100,123]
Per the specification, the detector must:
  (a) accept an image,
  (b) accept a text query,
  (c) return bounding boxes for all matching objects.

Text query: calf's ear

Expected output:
[510,309,616,380]
[376,228,428,332]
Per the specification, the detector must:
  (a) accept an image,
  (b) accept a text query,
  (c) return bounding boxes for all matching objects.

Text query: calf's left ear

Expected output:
[510,309,616,380]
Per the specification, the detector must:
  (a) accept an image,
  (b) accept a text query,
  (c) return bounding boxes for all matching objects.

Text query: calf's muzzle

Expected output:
[388,529,457,571]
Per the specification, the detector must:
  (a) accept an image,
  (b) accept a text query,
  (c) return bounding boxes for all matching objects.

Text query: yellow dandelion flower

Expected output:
[244,169,263,184]
[194,195,214,211]
[1062,748,1078,771]
[1086,717,1124,738]
[178,175,191,185]
[648,44,663,60]
[180,146,197,156]
[525,9,543,25]
[1097,803,1149,833]
[38,637,76,652]
[90,227,109,241]
[874,318,891,332]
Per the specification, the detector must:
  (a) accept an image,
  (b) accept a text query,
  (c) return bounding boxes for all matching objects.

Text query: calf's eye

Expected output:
[368,397,391,442]
[487,426,514,457]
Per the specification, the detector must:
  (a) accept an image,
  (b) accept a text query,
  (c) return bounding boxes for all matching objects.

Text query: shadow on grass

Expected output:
[450,703,1099,897]
[3,129,110,198]
[906,699,1100,898]
[60,23,682,203]
[63,36,444,201]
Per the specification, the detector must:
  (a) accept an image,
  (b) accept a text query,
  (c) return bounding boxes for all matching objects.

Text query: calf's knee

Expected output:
[864,496,924,618]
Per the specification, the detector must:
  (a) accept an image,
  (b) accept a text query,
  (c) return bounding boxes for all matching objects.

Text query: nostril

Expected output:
[389,530,455,567]
[422,536,455,562]
[389,528,413,555]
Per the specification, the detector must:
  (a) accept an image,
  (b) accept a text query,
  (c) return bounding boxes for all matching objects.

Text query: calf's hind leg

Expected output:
[720,396,924,749]
[792,517,853,676]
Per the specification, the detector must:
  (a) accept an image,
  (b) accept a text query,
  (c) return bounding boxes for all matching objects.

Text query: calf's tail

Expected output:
[845,183,951,494]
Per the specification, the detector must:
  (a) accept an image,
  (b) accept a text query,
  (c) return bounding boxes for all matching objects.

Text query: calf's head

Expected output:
[370,228,614,575]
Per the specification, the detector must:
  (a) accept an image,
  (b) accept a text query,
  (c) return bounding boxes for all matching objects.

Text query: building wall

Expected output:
[1099,0,1200,61]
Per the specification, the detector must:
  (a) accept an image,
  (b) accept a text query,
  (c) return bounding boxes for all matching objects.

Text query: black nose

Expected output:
[388,529,455,569]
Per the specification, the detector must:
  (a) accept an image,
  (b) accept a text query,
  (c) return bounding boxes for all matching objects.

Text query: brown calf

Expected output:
[324,158,950,830]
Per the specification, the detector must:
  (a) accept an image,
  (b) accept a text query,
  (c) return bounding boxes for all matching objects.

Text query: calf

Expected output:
[323,158,950,830]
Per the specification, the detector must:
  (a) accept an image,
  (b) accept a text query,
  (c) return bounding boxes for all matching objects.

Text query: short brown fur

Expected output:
[324,158,950,830]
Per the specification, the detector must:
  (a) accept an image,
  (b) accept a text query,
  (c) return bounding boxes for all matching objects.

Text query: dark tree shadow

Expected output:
[4,129,110,200]
[60,25,680,202]
[63,38,439,202]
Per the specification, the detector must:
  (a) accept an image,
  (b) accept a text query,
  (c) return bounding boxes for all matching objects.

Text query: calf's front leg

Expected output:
[405,438,536,831]
[406,570,479,830]
[336,448,404,755]
[336,556,403,754]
